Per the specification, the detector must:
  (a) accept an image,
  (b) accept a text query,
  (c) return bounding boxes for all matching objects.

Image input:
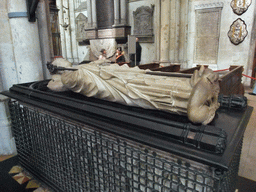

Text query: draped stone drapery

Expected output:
[90,39,117,58]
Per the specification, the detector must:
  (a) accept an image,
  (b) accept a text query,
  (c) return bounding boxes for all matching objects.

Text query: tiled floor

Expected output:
[238,86,256,181]
[0,155,15,162]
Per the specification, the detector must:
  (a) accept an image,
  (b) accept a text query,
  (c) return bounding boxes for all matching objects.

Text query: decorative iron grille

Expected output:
[9,100,243,192]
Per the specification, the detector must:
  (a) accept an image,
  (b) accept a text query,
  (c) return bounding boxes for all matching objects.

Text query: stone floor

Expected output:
[238,86,256,181]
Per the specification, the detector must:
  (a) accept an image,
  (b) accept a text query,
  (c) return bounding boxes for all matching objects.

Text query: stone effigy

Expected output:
[47,59,220,125]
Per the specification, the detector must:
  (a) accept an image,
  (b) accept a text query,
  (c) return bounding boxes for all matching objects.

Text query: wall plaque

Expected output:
[228,18,248,45]
[133,5,154,43]
[76,13,88,42]
[194,7,222,64]
[230,0,252,15]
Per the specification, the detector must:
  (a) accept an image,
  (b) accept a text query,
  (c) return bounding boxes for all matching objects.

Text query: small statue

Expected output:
[47,58,220,125]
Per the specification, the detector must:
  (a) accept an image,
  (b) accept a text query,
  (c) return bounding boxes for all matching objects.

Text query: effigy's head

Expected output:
[46,58,73,92]
[47,58,73,74]
[187,66,220,125]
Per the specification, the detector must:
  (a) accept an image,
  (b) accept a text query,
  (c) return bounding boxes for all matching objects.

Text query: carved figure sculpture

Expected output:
[47,59,220,125]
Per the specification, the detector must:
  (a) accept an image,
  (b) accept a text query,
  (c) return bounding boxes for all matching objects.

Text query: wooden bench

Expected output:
[217,66,244,95]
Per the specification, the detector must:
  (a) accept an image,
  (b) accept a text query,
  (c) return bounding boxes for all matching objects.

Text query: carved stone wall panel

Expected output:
[115,28,125,36]
[228,18,248,45]
[98,29,114,38]
[194,7,222,64]
[76,13,88,42]
[230,0,252,15]
[133,5,154,42]
[195,37,219,62]
[85,30,97,39]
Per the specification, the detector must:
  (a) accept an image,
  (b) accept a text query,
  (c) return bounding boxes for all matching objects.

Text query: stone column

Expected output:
[91,0,97,28]
[160,0,170,62]
[87,0,92,27]
[0,0,17,155]
[62,0,73,61]
[69,0,79,64]
[179,0,189,65]
[37,0,53,79]
[7,0,44,83]
[120,0,127,25]
[113,0,120,25]
[1,0,45,155]
[169,0,180,63]
[56,0,67,58]
[0,0,18,90]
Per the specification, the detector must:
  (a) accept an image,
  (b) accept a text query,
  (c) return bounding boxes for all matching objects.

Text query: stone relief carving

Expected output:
[228,18,248,45]
[47,59,220,125]
[76,13,88,42]
[230,0,251,15]
[194,2,224,10]
[133,5,154,42]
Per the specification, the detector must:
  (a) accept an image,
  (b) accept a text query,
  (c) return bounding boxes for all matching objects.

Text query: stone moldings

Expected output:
[194,2,224,9]
[76,13,88,42]
[230,0,252,15]
[228,18,248,45]
[133,5,154,43]
[194,7,222,64]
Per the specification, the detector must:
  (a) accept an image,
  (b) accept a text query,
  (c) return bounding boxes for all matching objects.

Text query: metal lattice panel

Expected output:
[9,100,242,192]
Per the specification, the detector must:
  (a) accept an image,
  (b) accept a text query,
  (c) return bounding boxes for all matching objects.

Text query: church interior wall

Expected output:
[187,0,256,85]
[55,0,256,84]
[128,0,160,64]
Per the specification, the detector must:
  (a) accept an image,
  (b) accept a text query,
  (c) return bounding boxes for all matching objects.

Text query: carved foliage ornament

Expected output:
[230,0,252,15]
[228,18,248,45]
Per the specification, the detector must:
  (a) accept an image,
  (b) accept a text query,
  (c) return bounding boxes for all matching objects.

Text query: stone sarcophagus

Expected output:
[1,68,252,192]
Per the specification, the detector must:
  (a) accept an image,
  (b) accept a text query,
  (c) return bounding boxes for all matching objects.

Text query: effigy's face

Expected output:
[47,74,68,92]
[47,58,73,92]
